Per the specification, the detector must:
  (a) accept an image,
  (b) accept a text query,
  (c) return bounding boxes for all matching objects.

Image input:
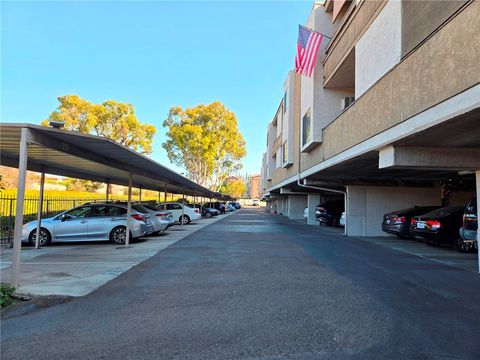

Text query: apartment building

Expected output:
[261,0,479,238]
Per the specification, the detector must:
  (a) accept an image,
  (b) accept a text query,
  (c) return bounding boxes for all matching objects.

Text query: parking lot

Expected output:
[0,213,230,296]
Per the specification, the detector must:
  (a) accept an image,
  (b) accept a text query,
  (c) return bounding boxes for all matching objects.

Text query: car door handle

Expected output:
[80,220,88,224]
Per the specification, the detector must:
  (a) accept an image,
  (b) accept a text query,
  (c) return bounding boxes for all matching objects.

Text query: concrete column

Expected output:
[287,195,308,219]
[307,194,321,225]
[476,170,480,274]
[346,185,441,236]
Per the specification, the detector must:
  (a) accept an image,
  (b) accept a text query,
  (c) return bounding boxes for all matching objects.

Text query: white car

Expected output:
[158,202,201,224]
[339,212,346,227]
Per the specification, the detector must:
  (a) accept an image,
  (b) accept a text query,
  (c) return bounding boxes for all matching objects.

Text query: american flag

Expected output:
[295,25,324,77]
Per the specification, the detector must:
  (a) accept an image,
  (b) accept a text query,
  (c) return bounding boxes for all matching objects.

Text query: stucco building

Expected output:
[261,0,479,237]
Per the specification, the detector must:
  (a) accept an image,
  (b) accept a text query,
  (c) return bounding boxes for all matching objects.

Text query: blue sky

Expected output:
[1,1,312,175]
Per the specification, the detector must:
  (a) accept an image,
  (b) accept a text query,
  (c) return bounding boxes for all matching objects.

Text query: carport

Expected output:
[0,123,222,287]
[299,107,480,272]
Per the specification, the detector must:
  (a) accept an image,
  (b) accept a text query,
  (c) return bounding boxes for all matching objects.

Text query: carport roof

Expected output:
[0,123,225,198]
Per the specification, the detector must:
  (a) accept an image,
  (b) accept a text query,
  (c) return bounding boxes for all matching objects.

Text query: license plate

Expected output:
[416,222,425,229]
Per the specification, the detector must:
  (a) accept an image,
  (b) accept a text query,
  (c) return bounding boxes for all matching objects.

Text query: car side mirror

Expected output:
[61,214,71,222]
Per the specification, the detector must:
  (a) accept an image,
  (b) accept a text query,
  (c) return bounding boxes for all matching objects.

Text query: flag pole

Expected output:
[299,24,332,39]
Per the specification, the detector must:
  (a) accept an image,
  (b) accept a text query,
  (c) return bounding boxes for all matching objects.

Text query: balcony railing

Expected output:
[323,0,386,86]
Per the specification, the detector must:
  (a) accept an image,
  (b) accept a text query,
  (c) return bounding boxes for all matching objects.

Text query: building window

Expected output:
[283,91,288,113]
[302,108,311,146]
[282,142,288,164]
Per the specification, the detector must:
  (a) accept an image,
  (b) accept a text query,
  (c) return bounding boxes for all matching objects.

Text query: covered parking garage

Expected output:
[0,123,227,287]
[267,94,480,272]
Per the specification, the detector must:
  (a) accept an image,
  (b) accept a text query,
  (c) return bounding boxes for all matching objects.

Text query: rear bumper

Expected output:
[382,223,410,236]
[459,227,478,249]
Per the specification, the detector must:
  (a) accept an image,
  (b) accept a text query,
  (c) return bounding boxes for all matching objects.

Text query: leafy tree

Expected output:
[220,179,246,199]
[162,102,246,191]
[43,95,156,155]
[65,178,103,192]
[43,95,156,193]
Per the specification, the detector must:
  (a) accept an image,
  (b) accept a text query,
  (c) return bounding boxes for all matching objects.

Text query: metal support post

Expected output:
[35,172,45,250]
[125,173,133,248]
[106,180,109,202]
[164,185,168,210]
[181,193,185,226]
[11,128,29,287]
[139,187,142,202]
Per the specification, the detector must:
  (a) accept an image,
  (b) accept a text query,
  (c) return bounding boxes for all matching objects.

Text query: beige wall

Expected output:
[301,1,480,172]
[401,0,468,58]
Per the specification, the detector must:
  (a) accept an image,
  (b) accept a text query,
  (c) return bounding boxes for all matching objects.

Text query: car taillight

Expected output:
[194,209,200,214]
[426,220,441,230]
[131,214,144,221]
[393,216,406,224]
[411,218,417,225]
[464,214,477,222]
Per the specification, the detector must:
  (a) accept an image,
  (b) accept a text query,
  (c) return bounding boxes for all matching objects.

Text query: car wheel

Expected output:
[179,215,190,224]
[455,237,474,253]
[29,228,51,246]
[205,212,212,218]
[110,226,129,245]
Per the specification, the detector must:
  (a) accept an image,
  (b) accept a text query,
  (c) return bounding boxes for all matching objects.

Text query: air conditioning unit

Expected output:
[342,97,355,109]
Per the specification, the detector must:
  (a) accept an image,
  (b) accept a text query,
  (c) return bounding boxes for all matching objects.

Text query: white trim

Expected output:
[267,84,480,192]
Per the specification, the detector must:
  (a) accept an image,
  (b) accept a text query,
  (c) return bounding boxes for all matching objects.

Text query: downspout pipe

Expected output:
[296,177,347,236]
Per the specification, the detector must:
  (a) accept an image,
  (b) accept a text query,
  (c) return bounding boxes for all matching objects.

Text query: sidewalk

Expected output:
[0,213,230,296]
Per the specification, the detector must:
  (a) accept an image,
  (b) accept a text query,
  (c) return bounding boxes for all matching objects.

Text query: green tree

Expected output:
[65,178,103,192]
[220,179,246,199]
[162,102,246,191]
[43,95,156,155]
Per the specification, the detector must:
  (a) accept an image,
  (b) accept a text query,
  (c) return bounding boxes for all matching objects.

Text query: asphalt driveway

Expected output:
[2,208,479,359]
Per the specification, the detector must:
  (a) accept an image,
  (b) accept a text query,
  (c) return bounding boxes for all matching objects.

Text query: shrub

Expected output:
[0,282,15,308]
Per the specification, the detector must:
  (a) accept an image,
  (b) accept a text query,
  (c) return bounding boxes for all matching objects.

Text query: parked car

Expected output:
[252,199,260,206]
[227,202,240,210]
[315,201,344,226]
[457,195,477,252]
[158,202,201,224]
[339,212,346,227]
[382,206,440,238]
[22,203,155,246]
[192,204,219,218]
[204,202,226,214]
[140,203,175,228]
[410,206,464,249]
[225,203,236,212]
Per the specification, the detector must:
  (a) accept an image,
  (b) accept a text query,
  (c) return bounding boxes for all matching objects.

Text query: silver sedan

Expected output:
[22,203,155,246]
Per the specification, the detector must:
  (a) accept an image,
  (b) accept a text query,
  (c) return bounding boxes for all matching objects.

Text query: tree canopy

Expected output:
[162,101,246,191]
[43,95,156,155]
[220,179,247,199]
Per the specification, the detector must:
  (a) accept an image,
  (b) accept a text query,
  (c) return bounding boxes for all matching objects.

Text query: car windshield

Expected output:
[422,207,463,217]
[142,204,159,211]
[132,205,149,213]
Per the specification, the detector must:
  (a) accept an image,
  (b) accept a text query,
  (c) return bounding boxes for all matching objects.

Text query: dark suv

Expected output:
[457,195,477,252]
[315,201,344,226]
